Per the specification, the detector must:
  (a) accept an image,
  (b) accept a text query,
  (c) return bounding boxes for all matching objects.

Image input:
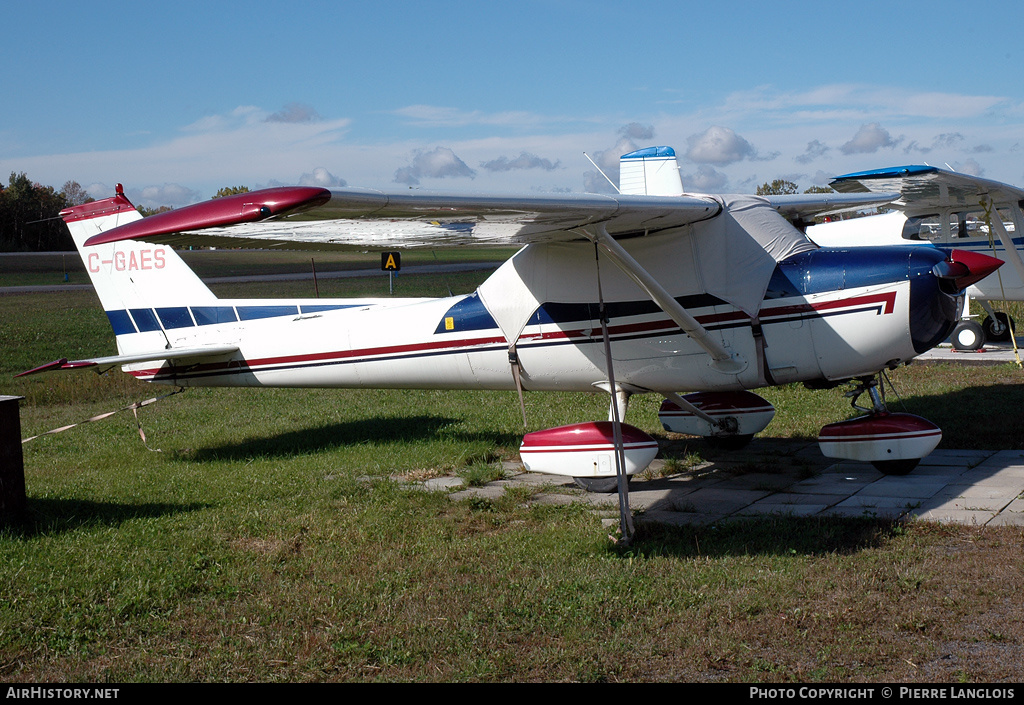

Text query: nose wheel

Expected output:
[952,320,985,351]
[817,375,942,475]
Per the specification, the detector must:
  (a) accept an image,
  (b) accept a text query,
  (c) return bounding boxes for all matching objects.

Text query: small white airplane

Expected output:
[806,165,1024,351]
[20,147,1002,503]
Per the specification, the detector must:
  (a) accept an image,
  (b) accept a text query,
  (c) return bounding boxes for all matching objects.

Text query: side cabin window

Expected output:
[902,209,1015,242]
[902,214,955,241]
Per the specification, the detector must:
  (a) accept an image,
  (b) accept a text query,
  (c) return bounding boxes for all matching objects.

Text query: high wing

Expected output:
[84,185,896,251]
[829,165,1024,217]
[761,191,900,225]
[829,165,1024,292]
[17,345,240,377]
[86,188,720,250]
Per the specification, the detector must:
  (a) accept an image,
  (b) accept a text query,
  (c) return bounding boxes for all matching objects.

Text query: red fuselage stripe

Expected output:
[130,290,899,379]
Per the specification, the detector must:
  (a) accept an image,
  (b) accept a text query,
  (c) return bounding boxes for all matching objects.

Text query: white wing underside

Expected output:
[133,188,894,252]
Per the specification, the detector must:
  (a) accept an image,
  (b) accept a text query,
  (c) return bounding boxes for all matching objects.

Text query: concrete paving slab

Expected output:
[922,494,1012,513]
[821,504,913,520]
[737,502,831,518]
[424,438,1024,527]
[924,449,997,462]
[744,492,849,514]
[989,449,1024,462]
[856,477,949,499]
[910,508,996,525]
[936,483,1022,502]
[958,466,1024,484]
[424,476,465,491]
[915,340,1024,366]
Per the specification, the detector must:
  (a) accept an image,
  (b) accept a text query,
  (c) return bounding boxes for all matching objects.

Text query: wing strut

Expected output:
[982,196,1024,288]
[593,241,635,545]
[582,224,747,375]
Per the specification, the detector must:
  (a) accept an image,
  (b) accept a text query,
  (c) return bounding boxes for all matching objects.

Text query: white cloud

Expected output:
[582,133,643,193]
[720,84,1010,123]
[685,126,774,165]
[392,105,551,128]
[840,123,900,155]
[480,152,560,172]
[8,106,355,203]
[620,123,655,141]
[954,158,984,176]
[266,103,322,124]
[132,183,202,208]
[298,167,346,187]
[795,139,830,164]
[682,165,729,192]
[394,147,476,185]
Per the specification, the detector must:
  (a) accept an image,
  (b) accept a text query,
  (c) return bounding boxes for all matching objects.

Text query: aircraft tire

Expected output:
[706,434,754,450]
[951,320,985,351]
[573,476,629,493]
[872,458,920,475]
[982,313,1015,343]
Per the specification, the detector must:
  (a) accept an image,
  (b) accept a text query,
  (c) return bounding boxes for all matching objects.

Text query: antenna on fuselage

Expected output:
[584,152,621,194]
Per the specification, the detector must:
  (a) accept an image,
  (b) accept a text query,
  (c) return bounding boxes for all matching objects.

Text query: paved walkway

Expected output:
[915,338,1024,366]
[432,441,1024,528]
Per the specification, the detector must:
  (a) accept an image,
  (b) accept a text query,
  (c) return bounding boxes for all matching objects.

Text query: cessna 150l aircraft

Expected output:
[807,165,1024,351]
[21,147,1002,497]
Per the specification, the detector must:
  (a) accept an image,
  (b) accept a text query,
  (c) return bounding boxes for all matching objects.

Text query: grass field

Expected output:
[1,254,1023,682]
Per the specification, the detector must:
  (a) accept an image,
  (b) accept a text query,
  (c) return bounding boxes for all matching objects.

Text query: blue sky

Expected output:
[3,1,1024,207]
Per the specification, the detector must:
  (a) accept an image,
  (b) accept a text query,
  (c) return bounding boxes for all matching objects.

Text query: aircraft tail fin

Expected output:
[619,147,684,196]
[61,185,218,353]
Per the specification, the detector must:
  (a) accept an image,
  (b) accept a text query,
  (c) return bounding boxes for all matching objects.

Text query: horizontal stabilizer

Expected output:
[17,345,240,377]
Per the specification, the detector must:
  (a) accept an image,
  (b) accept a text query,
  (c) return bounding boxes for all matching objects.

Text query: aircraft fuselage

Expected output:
[119,245,959,396]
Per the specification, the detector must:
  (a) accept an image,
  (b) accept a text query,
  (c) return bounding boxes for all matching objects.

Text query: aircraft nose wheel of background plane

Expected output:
[982,312,1016,343]
[951,320,985,351]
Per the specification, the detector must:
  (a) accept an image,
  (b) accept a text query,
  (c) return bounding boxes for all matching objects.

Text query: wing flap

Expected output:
[17,345,240,377]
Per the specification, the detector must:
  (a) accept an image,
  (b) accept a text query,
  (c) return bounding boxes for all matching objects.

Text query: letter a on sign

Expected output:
[381,252,401,271]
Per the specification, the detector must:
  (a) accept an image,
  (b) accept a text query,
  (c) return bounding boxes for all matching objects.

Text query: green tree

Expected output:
[213,186,250,199]
[60,180,91,206]
[756,179,799,196]
[803,185,834,194]
[137,205,173,218]
[0,172,76,251]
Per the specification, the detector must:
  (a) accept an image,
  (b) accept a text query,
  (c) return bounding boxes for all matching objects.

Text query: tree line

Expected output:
[0,172,255,252]
[0,172,90,251]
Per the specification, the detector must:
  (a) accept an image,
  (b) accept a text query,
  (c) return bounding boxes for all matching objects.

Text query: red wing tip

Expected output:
[16,359,69,377]
[84,186,332,246]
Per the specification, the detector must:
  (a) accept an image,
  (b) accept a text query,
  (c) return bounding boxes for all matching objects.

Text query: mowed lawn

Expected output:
[2,256,1024,682]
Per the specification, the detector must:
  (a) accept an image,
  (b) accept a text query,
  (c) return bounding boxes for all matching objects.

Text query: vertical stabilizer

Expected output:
[60,186,218,353]
[618,146,684,196]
